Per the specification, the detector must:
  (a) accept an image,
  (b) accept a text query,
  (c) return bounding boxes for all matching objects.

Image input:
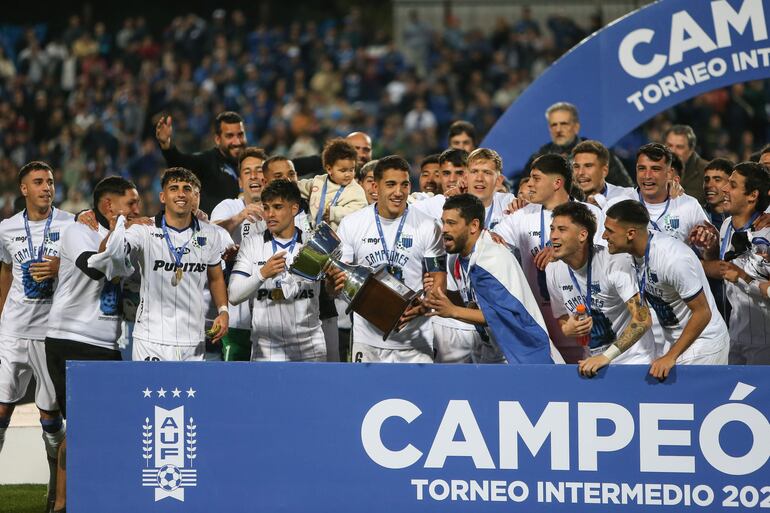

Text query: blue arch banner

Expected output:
[69,362,770,512]
[482,0,770,176]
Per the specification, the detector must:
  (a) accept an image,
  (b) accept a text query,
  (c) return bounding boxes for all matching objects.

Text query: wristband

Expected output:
[602,344,622,362]
[217,305,228,314]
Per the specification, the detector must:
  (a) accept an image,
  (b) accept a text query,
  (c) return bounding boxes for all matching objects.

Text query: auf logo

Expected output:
[141,401,198,502]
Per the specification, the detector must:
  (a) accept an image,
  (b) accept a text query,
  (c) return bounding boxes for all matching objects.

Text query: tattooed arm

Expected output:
[578,293,652,377]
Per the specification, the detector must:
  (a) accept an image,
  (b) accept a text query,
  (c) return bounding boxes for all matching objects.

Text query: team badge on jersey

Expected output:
[47,231,60,242]
[141,388,198,502]
[399,236,413,250]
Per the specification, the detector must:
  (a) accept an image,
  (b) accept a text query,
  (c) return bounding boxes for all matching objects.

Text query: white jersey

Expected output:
[46,222,122,349]
[210,197,265,245]
[546,245,655,364]
[720,218,770,346]
[0,208,74,339]
[338,204,445,350]
[122,214,223,347]
[493,201,605,349]
[609,192,708,241]
[595,183,636,210]
[410,193,446,220]
[232,228,324,361]
[634,233,728,355]
[201,225,251,330]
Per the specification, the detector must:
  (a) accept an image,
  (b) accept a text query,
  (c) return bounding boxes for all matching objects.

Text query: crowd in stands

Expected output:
[1,7,769,218]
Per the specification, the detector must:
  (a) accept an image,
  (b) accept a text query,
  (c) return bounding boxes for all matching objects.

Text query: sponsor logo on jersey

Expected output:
[152,260,208,273]
[141,387,198,502]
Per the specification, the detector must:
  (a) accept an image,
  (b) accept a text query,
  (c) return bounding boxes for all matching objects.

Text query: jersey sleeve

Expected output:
[668,248,705,302]
[608,255,639,303]
[0,225,10,264]
[205,228,226,266]
[232,236,256,276]
[421,219,445,259]
[337,216,356,263]
[546,265,568,318]
[686,199,709,232]
[210,200,235,223]
[492,213,519,250]
[124,224,145,255]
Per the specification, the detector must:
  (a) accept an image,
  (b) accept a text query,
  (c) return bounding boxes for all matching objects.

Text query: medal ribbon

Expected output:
[374,204,408,268]
[23,207,54,261]
[638,190,671,232]
[635,233,654,305]
[161,216,196,270]
[567,246,593,311]
[315,177,345,227]
[720,212,760,260]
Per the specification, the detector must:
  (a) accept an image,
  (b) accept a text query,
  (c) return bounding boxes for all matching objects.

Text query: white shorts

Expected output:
[322,317,340,362]
[0,336,57,411]
[132,338,205,362]
[433,324,476,363]
[351,341,433,364]
[677,338,729,365]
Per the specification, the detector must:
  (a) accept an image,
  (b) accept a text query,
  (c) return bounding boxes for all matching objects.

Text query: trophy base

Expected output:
[346,267,420,340]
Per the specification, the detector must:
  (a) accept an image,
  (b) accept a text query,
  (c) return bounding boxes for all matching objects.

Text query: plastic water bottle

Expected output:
[575,304,590,348]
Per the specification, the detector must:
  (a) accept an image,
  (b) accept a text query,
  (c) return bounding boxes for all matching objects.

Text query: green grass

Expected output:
[0,484,47,513]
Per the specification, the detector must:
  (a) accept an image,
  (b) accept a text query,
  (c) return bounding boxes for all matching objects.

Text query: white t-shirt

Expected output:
[410,193,446,220]
[201,224,251,331]
[210,197,265,245]
[634,232,728,354]
[719,218,770,346]
[0,208,75,339]
[337,204,445,350]
[122,214,223,346]
[595,183,636,210]
[609,192,708,242]
[47,222,122,349]
[231,228,324,360]
[493,201,605,348]
[546,245,655,364]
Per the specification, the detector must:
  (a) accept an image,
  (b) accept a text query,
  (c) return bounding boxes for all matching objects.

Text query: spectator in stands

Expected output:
[525,102,634,187]
[155,111,246,214]
[664,124,708,204]
[447,121,477,153]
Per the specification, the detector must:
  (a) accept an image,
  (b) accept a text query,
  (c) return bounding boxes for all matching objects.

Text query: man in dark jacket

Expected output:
[155,111,246,214]
[524,102,634,187]
[664,124,708,204]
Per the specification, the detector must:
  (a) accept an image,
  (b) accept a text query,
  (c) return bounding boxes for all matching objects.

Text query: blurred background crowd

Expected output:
[1,3,769,217]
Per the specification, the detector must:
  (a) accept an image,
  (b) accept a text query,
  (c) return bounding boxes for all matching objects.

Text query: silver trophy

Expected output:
[289,222,421,339]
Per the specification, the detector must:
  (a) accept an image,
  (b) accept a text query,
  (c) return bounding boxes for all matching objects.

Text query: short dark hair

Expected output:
[160,167,201,190]
[438,148,468,168]
[214,111,244,134]
[760,144,770,158]
[357,159,378,182]
[261,179,301,205]
[531,153,572,192]
[262,155,292,175]
[670,154,684,177]
[420,154,440,169]
[322,138,357,168]
[665,124,696,149]
[443,193,484,226]
[238,147,267,168]
[448,121,476,145]
[552,201,597,243]
[93,176,137,207]
[637,142,672,166]
[606,200,650,227]
[572,140,609,166]
[733,161,770,213]
[373,155,410,181]
[705,158,734,175]
[18,161,53,185]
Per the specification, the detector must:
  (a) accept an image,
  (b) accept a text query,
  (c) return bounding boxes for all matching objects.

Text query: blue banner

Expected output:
[68,362,770,512]
[482,0,770,176]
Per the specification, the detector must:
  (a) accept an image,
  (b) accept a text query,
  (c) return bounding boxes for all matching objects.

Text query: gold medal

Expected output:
[172,266,183,286]
[270,288,285,301]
